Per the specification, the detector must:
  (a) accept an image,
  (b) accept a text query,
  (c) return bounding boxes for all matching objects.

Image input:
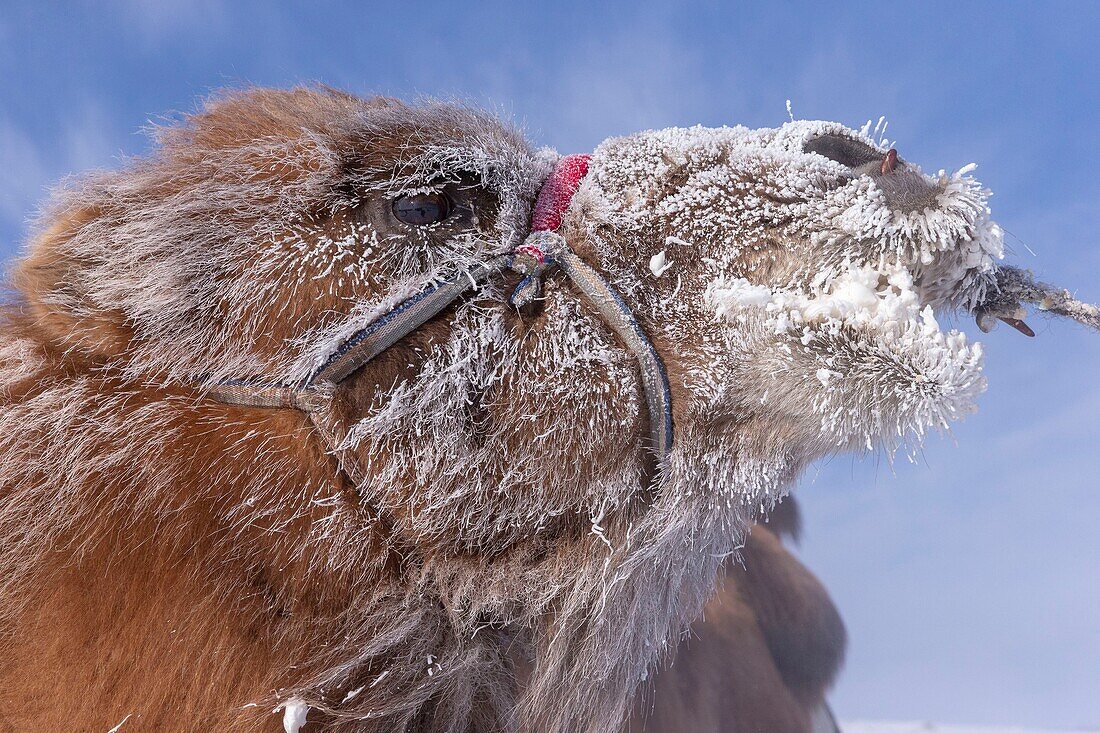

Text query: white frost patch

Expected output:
[649,250,673,277]
[107,714,132,733]
[341,685,366,703]
[710,278,774,309]
[275,698,309,733]
[708,261,955,348]
[706,260,986,447]
[827,170,1004,306]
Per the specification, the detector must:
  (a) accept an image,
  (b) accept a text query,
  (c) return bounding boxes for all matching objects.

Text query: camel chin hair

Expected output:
[0,86,1095,733]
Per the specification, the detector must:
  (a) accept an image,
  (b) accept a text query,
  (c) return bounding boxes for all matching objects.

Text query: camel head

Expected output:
[11,87,1096,732]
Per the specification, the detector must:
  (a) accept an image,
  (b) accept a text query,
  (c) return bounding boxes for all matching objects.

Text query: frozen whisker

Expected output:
[974,265,1100,334]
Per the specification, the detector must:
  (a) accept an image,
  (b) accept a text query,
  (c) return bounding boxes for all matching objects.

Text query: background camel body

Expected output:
[0,87,1091,732]
[633,498,846,733]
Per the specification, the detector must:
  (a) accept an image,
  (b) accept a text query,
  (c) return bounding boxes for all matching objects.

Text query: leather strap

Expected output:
[202,155,675,482]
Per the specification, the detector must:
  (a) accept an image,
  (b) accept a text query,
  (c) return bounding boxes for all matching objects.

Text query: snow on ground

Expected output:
[843,722,1098,733]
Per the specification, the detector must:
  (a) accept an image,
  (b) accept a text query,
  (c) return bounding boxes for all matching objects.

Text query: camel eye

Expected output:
[803,134,881,168]
[392,192,452,225]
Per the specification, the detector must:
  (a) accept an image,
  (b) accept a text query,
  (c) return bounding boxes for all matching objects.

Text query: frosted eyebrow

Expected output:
[802,134,881,168]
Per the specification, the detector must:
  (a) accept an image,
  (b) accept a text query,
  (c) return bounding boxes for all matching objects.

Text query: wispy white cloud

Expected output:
[0,116,48,233]
[425,12,728,153]
[57,101,124,173]
[521,23,718,151]
[109,0,229,48]
[0,103,120,249]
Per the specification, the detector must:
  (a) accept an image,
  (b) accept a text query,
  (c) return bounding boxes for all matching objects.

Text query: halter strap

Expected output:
[203,155,674,470]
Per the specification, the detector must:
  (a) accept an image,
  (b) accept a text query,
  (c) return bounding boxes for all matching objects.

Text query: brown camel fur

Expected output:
[0,86,1088,732]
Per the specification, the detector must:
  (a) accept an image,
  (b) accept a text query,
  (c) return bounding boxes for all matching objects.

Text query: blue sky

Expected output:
[2,1,1098,727]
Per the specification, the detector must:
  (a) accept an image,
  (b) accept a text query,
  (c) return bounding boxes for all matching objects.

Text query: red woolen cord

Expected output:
[530,154,591,233]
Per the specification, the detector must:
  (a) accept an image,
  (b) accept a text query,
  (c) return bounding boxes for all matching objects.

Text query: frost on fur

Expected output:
[706,261,986,451]
[3,87,1085,733]
[571,120,1003,465]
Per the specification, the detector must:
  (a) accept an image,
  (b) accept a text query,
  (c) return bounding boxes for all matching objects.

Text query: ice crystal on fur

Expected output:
[706,261,986,449]
[2,87,1058,733]
[277,699,309,733]
[573,119,1001,464]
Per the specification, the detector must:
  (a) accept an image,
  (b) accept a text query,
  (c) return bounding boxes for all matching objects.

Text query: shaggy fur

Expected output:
[0,86,1053,732]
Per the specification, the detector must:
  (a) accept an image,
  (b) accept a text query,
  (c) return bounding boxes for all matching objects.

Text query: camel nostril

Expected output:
[880,148,898,175]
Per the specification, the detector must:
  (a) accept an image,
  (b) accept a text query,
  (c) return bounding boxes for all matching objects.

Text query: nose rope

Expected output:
[504,154,673,459]
[202,154,674,473]
[506,154,591,309]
